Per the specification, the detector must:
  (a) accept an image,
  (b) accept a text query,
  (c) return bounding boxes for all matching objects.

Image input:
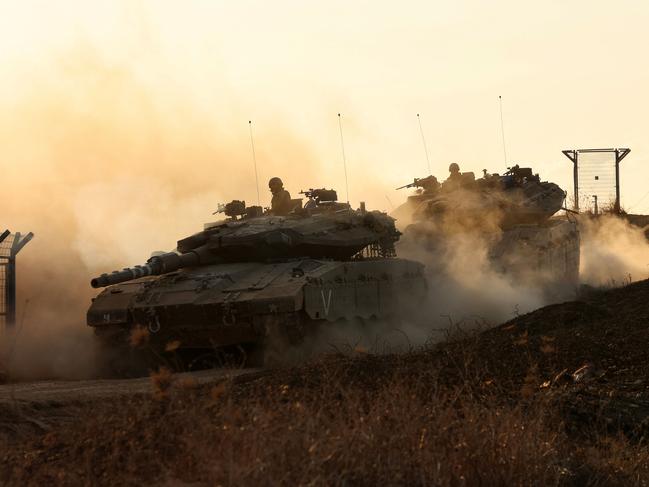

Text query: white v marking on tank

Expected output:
[321,289,333,316]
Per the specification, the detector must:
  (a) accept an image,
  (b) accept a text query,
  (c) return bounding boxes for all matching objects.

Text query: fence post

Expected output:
[1,230,33,329]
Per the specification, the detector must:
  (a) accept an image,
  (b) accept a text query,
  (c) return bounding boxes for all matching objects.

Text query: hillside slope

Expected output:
[2,279,649,485]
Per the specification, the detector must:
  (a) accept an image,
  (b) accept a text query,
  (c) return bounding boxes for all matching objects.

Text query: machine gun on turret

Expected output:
[212,200,264,220]
[396,175,440,193]
[299,188,338,204]
[503,165,540,185]
[299,188,350,212]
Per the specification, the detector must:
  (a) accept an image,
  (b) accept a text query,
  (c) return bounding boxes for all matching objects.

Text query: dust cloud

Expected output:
[2,44,649,379]
[395,222,548,342]
[275,208,649,361]
[392,210,649,346]
[579,215,649,286]
[293,196,554,357]
[0,44,322,381]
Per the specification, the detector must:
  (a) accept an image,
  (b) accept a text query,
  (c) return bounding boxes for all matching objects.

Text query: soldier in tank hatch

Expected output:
[442,162,463,192]
[268,177,293,216]
[448,162,461,180]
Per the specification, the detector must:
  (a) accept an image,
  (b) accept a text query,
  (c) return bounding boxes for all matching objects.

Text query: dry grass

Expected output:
[1,356,648,487]
[128,325,150,348]
[150,366,174,400]
[4,279,649,485]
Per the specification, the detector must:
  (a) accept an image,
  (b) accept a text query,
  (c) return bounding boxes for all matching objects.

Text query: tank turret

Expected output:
[394,164,579,293]
[90,205,400,289]
[398,165,566,228]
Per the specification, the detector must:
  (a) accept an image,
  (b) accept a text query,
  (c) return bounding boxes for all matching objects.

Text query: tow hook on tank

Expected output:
[148,317,161,334]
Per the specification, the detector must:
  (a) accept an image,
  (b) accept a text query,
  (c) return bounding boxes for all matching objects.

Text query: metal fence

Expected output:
[0,233,14,329]
[577,151,616,211]
[0,230,33,329]
[563,148,630,213]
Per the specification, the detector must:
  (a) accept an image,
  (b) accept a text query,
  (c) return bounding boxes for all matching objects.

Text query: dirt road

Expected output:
[0,368,266,442]
[0,368,264,406]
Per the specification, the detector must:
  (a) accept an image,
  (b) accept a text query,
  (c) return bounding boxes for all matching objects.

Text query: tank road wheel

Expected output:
[250,313,306,367]
[187,352,225,371]
[94,328,165,378]
[185,347,246,371]
[95,344,155,378]
[262,323,290,367]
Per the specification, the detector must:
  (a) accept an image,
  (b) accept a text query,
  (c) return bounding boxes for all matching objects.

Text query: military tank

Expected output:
[88,189,428,372]
[394,165,580,292]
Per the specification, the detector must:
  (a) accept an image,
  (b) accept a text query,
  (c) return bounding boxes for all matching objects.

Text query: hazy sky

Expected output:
[2,0,649,224]
[3,1,649,375]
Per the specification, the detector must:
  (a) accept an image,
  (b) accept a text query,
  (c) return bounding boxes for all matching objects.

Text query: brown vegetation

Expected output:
[2,278,649,485]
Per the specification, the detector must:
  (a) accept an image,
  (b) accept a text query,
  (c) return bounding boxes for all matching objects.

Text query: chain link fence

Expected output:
[0,231,32,329]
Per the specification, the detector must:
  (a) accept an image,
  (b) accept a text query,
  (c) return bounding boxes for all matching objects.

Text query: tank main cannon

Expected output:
[90,250,211,288]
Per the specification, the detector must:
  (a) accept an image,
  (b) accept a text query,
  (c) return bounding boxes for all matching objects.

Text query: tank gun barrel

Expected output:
[91,263,159,288]
[90,251,203,288]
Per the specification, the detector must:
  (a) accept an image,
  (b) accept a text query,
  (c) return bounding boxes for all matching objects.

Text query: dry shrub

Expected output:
[198,395,538,485]
[2,363,648,486]
[175,377,198,391]
[164,340,181,352]
[129,325,149,348]
[5,269,649,485]
[150,366,173,400]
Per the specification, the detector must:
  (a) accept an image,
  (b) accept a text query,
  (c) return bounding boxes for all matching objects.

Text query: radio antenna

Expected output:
[337,113,350,204]
[416,113,432,175]
[248,120,261,206]
[385,194,395,211]
[498,96,508,166]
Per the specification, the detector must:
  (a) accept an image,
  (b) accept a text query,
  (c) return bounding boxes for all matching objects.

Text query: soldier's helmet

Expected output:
[448,163,460,173]
[268,177,283,190]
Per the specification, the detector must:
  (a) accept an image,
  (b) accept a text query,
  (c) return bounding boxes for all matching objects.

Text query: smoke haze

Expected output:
[0,44,328,380]
[579,215,649,286]
[2,2,649,378]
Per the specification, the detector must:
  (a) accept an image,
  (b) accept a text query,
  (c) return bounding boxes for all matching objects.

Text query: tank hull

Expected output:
[400,218,580,294]
[88,257,427,366]
[489,219,580,290]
